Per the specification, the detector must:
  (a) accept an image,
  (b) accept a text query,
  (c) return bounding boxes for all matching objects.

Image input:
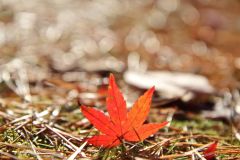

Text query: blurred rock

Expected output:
[124,70,214,98]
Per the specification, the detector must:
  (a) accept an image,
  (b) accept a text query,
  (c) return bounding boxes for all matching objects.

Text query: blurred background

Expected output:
[0,0,240,98]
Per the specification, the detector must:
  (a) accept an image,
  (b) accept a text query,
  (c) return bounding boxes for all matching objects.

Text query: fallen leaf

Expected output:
[81,74,168,148]
[203,141,218,160]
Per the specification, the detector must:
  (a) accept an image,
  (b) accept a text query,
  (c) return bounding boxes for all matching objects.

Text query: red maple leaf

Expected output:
[203,141,218,160]
[81,74,168,148]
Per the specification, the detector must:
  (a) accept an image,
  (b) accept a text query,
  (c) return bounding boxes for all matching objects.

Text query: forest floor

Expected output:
[1,0,240,159]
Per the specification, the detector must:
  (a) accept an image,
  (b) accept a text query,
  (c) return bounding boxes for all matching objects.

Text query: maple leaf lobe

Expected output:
[87,135,120,148]
[107,73,127,134]
[127,86,155,129]
[81,106,117,136]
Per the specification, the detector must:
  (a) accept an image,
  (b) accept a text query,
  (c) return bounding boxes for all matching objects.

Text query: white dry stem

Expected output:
[11,114,32,124]
[50,127,83,142]
[46,125,87,158]
[67,141,87,160]
[193,150,206,160]
[46,125,77,151]
[29,140,43,160]
[184,143,211,157]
